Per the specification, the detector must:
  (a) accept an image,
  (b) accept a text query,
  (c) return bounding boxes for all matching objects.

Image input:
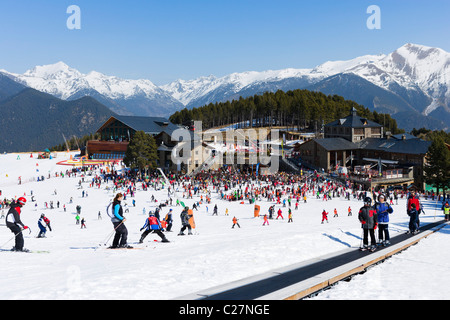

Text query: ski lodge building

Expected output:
[296,108,431,189]
[86,115,202,173]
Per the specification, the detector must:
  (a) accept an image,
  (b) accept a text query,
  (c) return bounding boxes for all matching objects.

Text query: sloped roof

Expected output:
[313,138,359,151]
[325,108,382,129]
[309,136,431,155]
[97,115,180,136]
[357,138,431,155]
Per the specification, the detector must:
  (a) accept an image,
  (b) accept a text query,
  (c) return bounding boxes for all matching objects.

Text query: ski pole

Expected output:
[100,219,125,246]
[0,227,31,249]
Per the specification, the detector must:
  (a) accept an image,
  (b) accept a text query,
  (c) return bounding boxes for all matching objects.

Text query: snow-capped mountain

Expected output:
[348,44,450,116]
[2,62,184,117]
[0,43,448,131]
[161,54,384,109]
[162,43,449,131]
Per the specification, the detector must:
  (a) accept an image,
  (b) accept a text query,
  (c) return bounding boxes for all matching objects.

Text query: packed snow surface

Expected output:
[0,152,447,300]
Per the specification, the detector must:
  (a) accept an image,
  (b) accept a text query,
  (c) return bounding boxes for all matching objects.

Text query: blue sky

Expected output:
[0,0,448,85]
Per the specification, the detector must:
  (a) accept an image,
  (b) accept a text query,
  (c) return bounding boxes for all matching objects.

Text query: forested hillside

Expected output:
[169,89,403,134]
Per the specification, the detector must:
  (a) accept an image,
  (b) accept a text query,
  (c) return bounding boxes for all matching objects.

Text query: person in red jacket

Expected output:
[5,197,29,252]
[139,212,169,243]
[321,209,328,224]
[407,189,422,228]
[276,208,284,220]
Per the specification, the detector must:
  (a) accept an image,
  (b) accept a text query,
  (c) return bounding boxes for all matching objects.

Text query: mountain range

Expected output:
[1,43,449,138]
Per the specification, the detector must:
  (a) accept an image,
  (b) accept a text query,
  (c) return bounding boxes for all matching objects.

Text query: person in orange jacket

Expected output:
[263,214,269,226]
[232,216,240,228]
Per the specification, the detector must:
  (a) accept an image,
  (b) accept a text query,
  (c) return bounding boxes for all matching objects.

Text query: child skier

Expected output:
[232,216,240,228]
[37,214,50,238]
[139,212,169,243]
[178,207,193,235]
[321,209,328,224]
[263,214,269,226]
[276,208,284,220]
[407,203,420,234]
[358,197,378,252]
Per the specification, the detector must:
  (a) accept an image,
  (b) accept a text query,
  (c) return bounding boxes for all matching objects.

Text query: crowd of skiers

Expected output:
[2,163,450,253]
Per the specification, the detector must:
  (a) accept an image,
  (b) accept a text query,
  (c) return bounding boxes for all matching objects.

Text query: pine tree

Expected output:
[123,131,158,175]
[424,136,450,194]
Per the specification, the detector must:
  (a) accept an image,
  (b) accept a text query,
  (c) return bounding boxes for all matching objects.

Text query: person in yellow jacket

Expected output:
[443,202,449,221]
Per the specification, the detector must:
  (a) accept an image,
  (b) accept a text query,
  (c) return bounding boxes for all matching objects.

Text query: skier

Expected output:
[139,212,169,243]
[263,214,269,226]
[232,216,240,228]
[358,197,378,252]
[276,208,284,220]
[109,193,132,248]
[37,214,50,238]
[443,202,450,221]
[321,209,328,224]
[178,207,193,235]
[348,206,352,216]
[407,203,420,234]
[5,197,29,252]
[407,189,422,227]
[165,208,173,231]
[374,194,393,246]
[288,209,293,223]
[80,218,86,229]
[333,208,338,217]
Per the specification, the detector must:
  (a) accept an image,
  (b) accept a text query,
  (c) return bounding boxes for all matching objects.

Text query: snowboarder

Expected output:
[5,197,29,252]
[139,212,169,243]
[358,197,378,252]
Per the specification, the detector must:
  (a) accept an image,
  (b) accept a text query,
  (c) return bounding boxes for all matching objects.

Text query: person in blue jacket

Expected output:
[139,212,169,243]
[374,194,393,246]
[109,193,132,249]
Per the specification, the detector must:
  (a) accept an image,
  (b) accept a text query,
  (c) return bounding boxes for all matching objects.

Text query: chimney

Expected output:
[386,131,391,140]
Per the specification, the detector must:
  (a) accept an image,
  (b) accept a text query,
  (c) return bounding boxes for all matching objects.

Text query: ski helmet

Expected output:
[363,197,372,205]
[17,197,26,206]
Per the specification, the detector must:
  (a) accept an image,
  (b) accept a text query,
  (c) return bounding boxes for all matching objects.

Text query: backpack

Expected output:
[148,216,160,230]
[106,202,115,219]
